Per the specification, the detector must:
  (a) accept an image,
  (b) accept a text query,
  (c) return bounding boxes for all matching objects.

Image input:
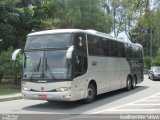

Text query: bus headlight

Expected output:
[56,87,71,92]
[22,87,31,91]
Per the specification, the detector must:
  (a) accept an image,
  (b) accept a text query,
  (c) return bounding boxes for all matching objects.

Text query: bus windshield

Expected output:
[25,34,73,50]
[23,50,70,80]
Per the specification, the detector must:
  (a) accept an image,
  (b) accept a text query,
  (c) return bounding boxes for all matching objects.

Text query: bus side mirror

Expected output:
[11,49,21,68]
[66,46,74,65]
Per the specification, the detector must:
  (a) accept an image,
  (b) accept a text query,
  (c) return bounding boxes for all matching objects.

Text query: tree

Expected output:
[130,0,160,57]
[78,0,112,33]
[0,0,58,51]
[105,0,151,38]
[152,56,160,66]
[0,0,113,52]
[52,0,113,33]
[0,0,20,51]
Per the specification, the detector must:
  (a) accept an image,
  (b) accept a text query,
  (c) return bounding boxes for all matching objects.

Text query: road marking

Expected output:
[92,92,160,114]
[152,96,160,98]
[141,99,160,101]
[103,109,160,111]
[127,104,160,106]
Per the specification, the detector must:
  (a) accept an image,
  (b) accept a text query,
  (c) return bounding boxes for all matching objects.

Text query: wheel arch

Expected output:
[88,79,97,95]
[127,74,132,81]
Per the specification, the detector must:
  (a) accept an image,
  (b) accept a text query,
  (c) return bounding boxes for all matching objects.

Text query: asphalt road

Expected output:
[0,75,160,115]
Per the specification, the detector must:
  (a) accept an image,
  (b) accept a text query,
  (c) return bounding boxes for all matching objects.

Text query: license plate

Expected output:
[38,94,47,99]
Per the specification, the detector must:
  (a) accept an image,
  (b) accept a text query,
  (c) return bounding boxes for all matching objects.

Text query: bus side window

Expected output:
[74,33,88,77]
[103,38,110,56]
[118,42,125,57]
[88,35,100,56]
[73,53,88,77]
[126,43,132,58]
[74,55,82,73]
[138,47,143,58]
[75,33,87,54]
[110,40,118,57]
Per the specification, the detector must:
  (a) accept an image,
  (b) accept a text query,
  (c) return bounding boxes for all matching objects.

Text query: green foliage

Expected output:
[52,0,113,33]
[0,0,54,50]
[0,0,19,50]
[0,83,21,95]
[144,55,160,68]
[0,47,22,77]
[0,0,113,52]
[78,0,112,33]
[129,0,160,57]
[144,56,152,69]
[152,56,160,66]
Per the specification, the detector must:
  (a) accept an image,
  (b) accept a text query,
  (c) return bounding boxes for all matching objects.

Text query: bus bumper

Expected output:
[22,90,74,101]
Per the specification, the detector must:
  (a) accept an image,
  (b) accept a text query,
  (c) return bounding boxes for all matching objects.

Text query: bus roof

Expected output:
[28,29,84,36]
[28,29,130,43]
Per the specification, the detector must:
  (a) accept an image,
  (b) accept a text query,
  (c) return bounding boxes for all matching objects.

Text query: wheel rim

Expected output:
[127,78,131,89]
[87,88,93,99]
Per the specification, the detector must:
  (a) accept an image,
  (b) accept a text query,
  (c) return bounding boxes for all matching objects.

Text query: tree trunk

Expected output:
[14,75,18,85]
[14,75,21,85]
[0,73,3,83]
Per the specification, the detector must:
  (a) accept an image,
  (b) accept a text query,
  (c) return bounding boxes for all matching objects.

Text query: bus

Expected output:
[12,29,144,103]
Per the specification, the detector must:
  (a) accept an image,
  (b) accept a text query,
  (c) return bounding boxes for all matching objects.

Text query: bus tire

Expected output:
[83,83,96,103]
[132,75,137,89]
[126,76,132,91]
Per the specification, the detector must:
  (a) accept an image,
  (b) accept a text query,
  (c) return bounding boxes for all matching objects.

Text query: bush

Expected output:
[0,47,22,84]
[152,56,160,66]
[144,56,152,69]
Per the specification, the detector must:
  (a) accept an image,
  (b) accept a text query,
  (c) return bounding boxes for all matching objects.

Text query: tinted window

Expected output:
[138,47,143,58]
[99,37,105,56]
[132,46,136,58]
[103,38,110,56]
[133,45,139,58]
[126,43,132,58]
[110,40,118,57]
[25,34,72,50]
[118,42,125,57]
[88,35,100,56]
[75,33,87,54]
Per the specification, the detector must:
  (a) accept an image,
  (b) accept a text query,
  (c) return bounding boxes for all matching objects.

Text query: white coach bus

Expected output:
[12,29,144,103]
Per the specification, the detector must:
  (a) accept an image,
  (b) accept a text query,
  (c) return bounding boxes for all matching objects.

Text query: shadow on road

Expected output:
[22,85,148,114]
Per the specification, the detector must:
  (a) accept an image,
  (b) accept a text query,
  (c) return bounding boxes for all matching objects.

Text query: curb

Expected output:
[0,94,22,102]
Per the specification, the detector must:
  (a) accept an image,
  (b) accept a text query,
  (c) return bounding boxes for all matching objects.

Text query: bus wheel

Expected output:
[126,76,132,91]
[83,84,96,103]
[132,75,136,89]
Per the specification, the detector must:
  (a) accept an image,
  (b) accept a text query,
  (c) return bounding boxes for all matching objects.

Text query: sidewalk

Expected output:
[0,93,22,102]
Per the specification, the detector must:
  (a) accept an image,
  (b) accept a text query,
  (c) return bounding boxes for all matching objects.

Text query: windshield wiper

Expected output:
[30,58,41,80]
[37,58,41,71]
[45,57,55,80]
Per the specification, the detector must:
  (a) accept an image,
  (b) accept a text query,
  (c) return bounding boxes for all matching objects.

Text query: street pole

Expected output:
[150,0,153,69]
[150,28,152,69]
